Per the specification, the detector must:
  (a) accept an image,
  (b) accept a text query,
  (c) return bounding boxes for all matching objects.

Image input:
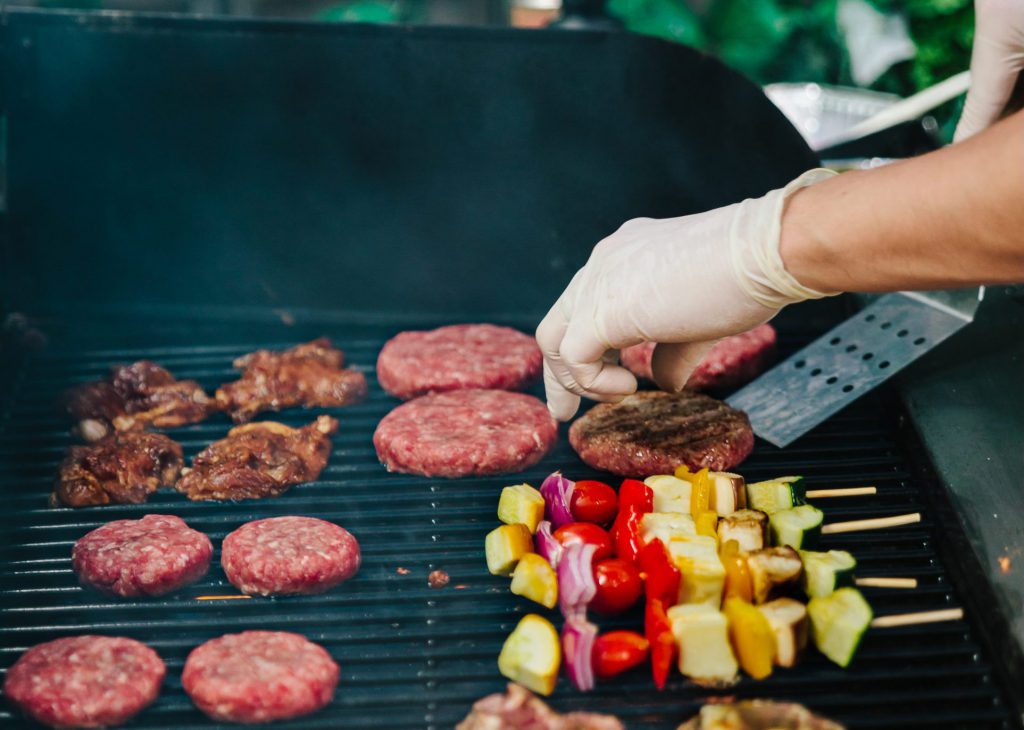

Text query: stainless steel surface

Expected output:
[728,288,983,448]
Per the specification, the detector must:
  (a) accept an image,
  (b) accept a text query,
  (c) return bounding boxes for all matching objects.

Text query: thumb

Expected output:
[650,340,718,393]
[955,41,1023,142]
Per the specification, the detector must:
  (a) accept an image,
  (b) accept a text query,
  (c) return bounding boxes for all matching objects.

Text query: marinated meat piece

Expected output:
[457,684,623,730]
[176,416,338,501]
[216,338,368,423]
[677,700,844,730]
[66,360,214,441]
[52,431,184,508]
[569,390,753,477]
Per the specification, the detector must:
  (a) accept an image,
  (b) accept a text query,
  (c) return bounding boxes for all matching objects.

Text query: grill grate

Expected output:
[0,320,1013,729]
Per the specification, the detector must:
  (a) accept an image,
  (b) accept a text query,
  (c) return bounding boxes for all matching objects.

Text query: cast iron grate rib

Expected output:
[0,322,1012,729]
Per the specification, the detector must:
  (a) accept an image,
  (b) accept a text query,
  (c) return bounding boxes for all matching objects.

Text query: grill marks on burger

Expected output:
[578,392,743,450]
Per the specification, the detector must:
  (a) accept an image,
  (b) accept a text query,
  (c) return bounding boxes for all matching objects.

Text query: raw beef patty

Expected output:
[569,390,754,477]
[373,389,557,478]
[222,516,361,596]
[376,324,542,400]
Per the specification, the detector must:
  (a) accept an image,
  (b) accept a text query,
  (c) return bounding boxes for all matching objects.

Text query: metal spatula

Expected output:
[727,287,983,448]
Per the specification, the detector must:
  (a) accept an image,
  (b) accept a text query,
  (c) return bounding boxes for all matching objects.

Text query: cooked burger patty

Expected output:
[568,390,754,477]
[182,631,339,724]
[73,514,213,597]
[619,324,777,390]
[176,416,338,501]
[373,389,557,478]
[376,324,542,400]
[222,516,361,596]
[3,635,165,729]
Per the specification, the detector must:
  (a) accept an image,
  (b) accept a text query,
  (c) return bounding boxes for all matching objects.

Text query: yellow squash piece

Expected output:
[497,614,561,696]
[667,535,725,607]
[641,512,697,546]
[645,474,693,513]
[497,483,545,533]
[689,468,712,518]
[485,523,534,576]
[510,553,558,608]
[723,598,777,680]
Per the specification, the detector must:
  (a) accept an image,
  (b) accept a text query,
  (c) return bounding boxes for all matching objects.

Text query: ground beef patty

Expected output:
[569,391,754,477]
[73,514,212,597]
[182,631,339,724]
[373,389,557,478]
[3,635,165,729]
[222,516,360,596]
[376,324,542,400]
[619,324,777,390]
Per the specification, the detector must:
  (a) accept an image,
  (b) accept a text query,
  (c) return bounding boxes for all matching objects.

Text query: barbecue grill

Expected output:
[1,9,1021,730]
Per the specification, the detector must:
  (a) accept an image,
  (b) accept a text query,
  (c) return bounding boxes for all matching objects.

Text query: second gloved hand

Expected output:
[536,169,837,421]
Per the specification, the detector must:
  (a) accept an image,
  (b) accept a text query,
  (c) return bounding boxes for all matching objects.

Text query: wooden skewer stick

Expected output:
[194,595,253,601]
[855,577,918,589]
[805,486,877,499]
[871,608,963,628]
[821,512,921,535]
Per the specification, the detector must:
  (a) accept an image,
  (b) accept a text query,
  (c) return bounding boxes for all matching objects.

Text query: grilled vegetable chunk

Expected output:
[709,472,746,514]
[723,598,776,679]
[497,614,561,695]
[769,505,824,550]
[667,536,726,607]
[747,547,803,604]
[800,550,857,598]
[645,475,692,513]
[510,553,558,608]
[668,604,738,686]
[746,476,805,514]
[807,588,872,667]
[485,524,534,576]
[497,484,545,533]
[757,597,809,668]
[716,509,768,552]
[641,512,697,546]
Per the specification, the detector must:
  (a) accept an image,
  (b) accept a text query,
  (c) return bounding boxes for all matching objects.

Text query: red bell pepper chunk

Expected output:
[638,538,680,607]
[612,505,644,564]
[618,479,653,512]
[645,598,676,690]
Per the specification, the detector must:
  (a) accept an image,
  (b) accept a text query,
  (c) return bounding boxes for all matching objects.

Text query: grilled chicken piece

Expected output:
[677,700,844,730]
[457,684,624,730]
[52,431,184,507]
[66,361,214,441]
[176,416,338,501]
[216,338,368,423]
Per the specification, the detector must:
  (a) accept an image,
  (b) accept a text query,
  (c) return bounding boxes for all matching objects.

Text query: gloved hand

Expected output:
[536,169,837,421]
[955,0,1024,142]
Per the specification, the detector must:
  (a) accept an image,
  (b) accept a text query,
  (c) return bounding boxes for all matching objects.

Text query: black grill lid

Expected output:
[0,317,1014,729]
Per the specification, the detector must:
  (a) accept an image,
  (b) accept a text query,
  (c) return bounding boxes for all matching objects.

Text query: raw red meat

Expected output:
[373,389,557,478]
[376,324,542,400]
[3,635,165,729]
[73,514,212,597]
[619,324,777,390]
[569,390,754,477]
[182,631,339,724]
[222,516,361,596]
[457,684,624,730]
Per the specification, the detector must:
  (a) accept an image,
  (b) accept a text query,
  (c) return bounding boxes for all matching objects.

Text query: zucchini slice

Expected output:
[807,587,873,667]
[799,549,857,598]
[769,505,824,550]
[746,476,805,514]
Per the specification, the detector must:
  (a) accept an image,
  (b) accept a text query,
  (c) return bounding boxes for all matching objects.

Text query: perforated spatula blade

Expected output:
[727,288,983,448]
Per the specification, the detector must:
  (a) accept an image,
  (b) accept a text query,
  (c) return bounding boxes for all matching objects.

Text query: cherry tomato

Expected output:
[590,558,643,615]
[591,630,650,680]
[553,523,614,562]
[570,480,618,525]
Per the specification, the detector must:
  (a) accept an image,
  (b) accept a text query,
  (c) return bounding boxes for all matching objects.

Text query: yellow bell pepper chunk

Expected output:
[498,614,561,696]
[690,468,712,518]
[720,540,754,603]
[674,464,692,480]
[723,598,777,680]
[510,553,558,608]
[497,483,545,533]
[485,523,534,576]
[695,510,719,539]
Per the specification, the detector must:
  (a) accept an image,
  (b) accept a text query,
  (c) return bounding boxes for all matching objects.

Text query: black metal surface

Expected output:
[0,311,1015,729]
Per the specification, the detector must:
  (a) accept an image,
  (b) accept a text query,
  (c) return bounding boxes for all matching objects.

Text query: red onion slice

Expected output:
[535,520,563,569]
[562,616,598,692]
[540,472,575,529]
[558,542,597,620]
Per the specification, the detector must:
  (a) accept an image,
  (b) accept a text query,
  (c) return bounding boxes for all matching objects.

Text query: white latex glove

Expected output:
[954,0,1024,142]
[536,169,837,421]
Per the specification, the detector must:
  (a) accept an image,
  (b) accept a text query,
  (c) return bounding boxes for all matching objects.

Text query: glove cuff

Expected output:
[731,168,839,309]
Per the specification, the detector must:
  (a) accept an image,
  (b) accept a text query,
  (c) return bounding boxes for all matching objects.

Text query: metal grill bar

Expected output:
[0,322,1012,729]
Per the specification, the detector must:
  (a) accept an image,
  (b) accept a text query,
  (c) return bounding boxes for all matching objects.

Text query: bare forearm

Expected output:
[781,109,1024,292]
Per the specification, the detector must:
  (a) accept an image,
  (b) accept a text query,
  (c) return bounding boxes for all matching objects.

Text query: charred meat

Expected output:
[66,361,214,441]
[457,684,623,730]
[216,338,368,423]
[678,700,843,730]
[52,431,184,507]
[176,415,338,501]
